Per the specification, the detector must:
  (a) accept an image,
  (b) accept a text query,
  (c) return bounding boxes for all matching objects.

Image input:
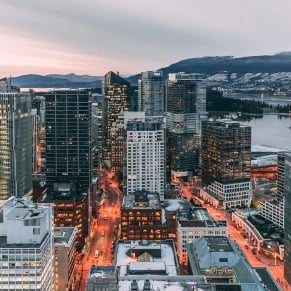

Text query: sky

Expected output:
[1,0,291,77]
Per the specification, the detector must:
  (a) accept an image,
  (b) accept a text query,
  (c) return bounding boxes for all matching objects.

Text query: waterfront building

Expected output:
[44,90,92,248]
[0,91,32,200]
[166,73,206,182]
[120,190,167,240]
[102,71,131,167]
[0,196,54,290]
[54,227,78,291]
[125,117,165,200]
[201,119,252,208]
[138,71,165,116]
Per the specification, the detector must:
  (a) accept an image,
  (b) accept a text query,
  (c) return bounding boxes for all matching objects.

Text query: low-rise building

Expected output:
[176,206,228,265]
[121,190,167,240]
[187,236,280,290]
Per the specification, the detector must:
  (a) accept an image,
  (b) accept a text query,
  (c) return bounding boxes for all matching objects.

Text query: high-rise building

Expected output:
[111,111,145,181]
[44,90,92,248]
[45,90,92,194]
[125,117,165,200]
[166,73,206,183]
[102,71,131,167]
[284,152,291,284]
[138,71,165,116]
[201,119,252,208]
[0,196,54,290]
[0,92,32,200]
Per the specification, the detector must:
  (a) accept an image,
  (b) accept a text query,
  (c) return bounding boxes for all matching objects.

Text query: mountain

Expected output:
[46,73,101,83]
[10,52,291,88]
[127,52,291,85]
[11,73,102,88]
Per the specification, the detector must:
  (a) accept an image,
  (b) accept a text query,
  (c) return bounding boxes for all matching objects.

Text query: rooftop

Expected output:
[114,240,179,277]
[187,236,274,290]
[122,191,161,209]
[54,227,76,246]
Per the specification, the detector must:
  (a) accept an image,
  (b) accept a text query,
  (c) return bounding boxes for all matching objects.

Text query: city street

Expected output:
[76,172,122,290]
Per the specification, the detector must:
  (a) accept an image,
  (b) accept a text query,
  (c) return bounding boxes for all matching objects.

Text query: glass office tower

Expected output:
[201,119,252,208]
[45,90,92,195]
[0,92,32,199]
[45,90,91,247]
[166,73,206,183]
[138,71,165,116]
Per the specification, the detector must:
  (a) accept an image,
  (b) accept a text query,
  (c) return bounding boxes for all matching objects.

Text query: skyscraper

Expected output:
[45,90,91,194]
[201,119,252,208]
[125,117,165,200]
[102,71,131,167]
[45,90,92,247]
[166,73,206,183]
[138,71,165,116]
[0,92,32,200]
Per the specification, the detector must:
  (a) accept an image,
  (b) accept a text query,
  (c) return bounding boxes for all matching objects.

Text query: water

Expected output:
[241,114,291,150]
[224,93,291,107]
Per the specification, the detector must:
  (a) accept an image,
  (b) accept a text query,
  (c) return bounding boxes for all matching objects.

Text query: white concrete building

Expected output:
[259,198,284,228]
[0,196,54,291]
[176,206,228,265]
[207,180,252,209]
[125,117,165,201]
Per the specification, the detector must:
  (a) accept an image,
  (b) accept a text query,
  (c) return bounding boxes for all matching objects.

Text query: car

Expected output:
[95,250,100,257]
[229,233,233,236]
[101,231,105,236]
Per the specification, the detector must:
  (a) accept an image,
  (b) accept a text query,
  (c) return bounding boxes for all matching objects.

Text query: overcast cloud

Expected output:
[0,0,290,76]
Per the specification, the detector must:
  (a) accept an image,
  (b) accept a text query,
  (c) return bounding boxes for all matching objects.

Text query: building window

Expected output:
[33,228,40,235]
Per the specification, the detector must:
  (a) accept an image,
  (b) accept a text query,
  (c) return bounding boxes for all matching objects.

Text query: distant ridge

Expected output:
[9,52,291,88]
[11,73,102,88]
[127,52,291,85]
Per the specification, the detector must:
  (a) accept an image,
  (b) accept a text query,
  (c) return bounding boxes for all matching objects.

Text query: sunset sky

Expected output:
[1,0,291,77]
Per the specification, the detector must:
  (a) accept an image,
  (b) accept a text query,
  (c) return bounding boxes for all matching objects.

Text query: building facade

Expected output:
[102,71,131,166]
[284,152,291,284]
[0,92,32,200]
[54,227,78,291]
[0,196,54,290]
[166,73,206,182]
[138,71,165,116]
[45,90,92,195]
[45,90,92,248]
[125,117,165,200]
[176,207,228,265]
[120,191,168,240]
[187,236,270,289]
[201,119,252,208]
